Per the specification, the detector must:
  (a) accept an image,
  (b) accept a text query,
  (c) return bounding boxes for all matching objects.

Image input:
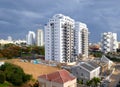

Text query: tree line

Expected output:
[0,43,45,59]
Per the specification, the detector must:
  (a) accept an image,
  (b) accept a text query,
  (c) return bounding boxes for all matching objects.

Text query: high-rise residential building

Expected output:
[101,32,118,53]
[27,31,36,45]
[45,14,75,63]
[36,29,44,46]
[75,22,89,58]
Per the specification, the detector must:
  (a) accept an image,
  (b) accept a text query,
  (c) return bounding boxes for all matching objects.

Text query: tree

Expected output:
[31,46,45,55]
[0,63,31,86]
[86,80,92,86]
[86,77,101,87]
[33,80,39,87]
[91,77,101,87]
[3,43,15,49]
[23,74,32,82]
[0,53,3,58]
[77,79,83,84]
[90,51,103,58]
[0,71,5,83]
[0,45,21,58]
[10,73,23,86]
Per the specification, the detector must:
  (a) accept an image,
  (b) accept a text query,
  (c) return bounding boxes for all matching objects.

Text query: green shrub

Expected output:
[0,71,5,84]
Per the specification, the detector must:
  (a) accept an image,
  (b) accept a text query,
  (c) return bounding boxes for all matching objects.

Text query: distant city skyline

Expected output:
[0,0,120,42]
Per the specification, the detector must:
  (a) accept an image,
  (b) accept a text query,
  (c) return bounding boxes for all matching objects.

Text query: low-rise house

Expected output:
[100,55,113,69]
[71,61,100,82]
[94,55,114,74]
[98,55,115,80]
[38,69,76,87]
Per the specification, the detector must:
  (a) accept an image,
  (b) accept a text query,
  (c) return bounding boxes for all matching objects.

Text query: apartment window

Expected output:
[81,73,83,76]
[76,72,78,75]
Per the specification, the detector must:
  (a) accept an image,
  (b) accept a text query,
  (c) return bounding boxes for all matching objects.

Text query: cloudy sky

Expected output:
[0,0,120,42]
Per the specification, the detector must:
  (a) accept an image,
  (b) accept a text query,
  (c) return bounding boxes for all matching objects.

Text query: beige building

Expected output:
[36,29,44,46]
[38,69,76,87]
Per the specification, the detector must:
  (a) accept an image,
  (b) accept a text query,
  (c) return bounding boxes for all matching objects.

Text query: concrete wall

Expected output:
[90,67,100,80]
[63,79,77,87]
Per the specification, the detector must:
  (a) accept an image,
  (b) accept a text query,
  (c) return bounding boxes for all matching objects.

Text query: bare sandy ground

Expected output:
[3,59,59,79]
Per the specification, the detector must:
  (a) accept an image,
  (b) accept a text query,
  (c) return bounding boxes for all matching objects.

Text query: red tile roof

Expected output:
[38,69,76,84]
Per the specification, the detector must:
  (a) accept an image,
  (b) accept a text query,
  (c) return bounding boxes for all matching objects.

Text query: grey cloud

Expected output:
[0,0,120,42]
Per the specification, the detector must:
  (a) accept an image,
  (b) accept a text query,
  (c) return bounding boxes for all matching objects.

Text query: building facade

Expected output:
[75,22,89,58]
[27,31,36,45]
[38,70,76,87]
[101,32,118,53]
[36,29,44,46]
[45,14,75,63]
[71,62,100,82]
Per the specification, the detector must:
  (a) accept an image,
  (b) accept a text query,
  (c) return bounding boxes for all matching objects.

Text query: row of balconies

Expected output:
[62,44,74,47]
[62,40,74,43]
[62,27,74,30]
[62,32,74,36]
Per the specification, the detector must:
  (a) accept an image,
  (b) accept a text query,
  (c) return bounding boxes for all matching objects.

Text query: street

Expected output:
[109,63,120,87]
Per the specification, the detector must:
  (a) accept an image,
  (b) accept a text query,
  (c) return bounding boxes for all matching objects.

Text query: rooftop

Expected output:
[88,61,99,68]
[38,69,76,84]
[78,61,100,72]
[81,63,94,71]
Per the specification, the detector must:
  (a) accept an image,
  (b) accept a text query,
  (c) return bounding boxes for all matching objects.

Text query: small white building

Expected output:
[71,62,100,82]
[0,62,4,66]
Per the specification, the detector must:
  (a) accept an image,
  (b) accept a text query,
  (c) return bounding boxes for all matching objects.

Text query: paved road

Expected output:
[109,63,120,87]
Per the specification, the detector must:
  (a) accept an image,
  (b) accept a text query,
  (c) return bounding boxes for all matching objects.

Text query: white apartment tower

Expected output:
[36,29,44,46]
[8,36,12,41]
[75,22,88,58]
[45,14,75,63]
[101,32,118,53]
[27,31,36,45]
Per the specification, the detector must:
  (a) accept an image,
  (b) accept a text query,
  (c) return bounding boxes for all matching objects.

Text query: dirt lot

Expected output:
[3,59,59,79]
